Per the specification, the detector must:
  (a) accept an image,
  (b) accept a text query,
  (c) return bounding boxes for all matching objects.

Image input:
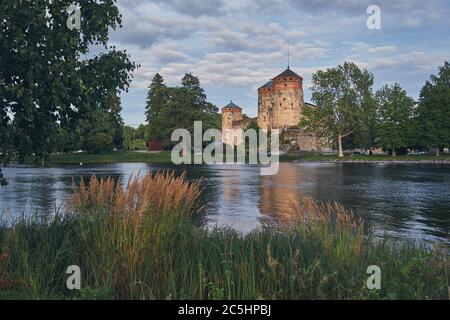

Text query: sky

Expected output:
[107,0,450,126]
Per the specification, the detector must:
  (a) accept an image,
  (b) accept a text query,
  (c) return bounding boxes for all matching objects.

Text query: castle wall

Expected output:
[221,68,325,151]
[282,128,331,152]
[257,87,272,129]
[222,107,243,145]
[271,77,303,129]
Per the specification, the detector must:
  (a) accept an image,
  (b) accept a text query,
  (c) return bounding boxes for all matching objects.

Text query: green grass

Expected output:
[280,153,450,163]
[32,151,173,165]
[0,212,448,300]
[0,173,448,300]
[23,150,450,166]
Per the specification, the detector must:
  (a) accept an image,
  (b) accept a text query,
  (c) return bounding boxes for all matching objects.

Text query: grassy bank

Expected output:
[30,151,173,165]
[25,150,450,165]
[0,172,448,300]
[280,153,450,163]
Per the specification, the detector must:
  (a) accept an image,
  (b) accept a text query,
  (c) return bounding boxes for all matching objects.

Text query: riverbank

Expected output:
[29,151,173,165]
[24,151,450,165]
[0,172,448,300]
[282,153,450,163]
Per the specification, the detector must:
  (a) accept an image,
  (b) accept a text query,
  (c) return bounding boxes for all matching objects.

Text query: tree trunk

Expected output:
[436,147,440,157]
[392,145,396,158]
[338,131,344,158]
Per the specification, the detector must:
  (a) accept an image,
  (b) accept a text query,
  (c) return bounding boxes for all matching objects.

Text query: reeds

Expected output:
[281,195,361,229]
[70,171,202,219]
[0,171,448,300]
[0,254,12,289]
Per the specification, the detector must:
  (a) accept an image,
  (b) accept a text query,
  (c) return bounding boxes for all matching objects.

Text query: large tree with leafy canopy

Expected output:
[0,0,137,180]
[375,84,415,157]
[145,73,219,144]
[300,62,375,157]
[145,73,169,140]
[416,62,450,156]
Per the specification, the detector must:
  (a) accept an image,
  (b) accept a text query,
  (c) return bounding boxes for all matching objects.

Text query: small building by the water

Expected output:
[147,140,165,152]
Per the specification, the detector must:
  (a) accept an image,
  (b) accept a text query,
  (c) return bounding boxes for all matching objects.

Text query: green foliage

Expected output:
[83,132,114,154]
[35,151,172,165]
[416,62,450,154]
[246,119,260,132]
[123,125,149,150]
[0,0,137,165]
[300,62,375,156]
[145,73,219,144]
[1,208,448,300]
[145,73,168,140]
[57,91,124,154]
[375,84,416,156]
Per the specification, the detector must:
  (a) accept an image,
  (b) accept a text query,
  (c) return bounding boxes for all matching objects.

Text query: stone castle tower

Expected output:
[257,68,304,130]
[221,101,244,145]
[220,67,326,151]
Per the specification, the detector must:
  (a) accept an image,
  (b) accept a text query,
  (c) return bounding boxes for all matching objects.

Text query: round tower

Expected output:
[257,80,273,129]
[257,68,304,130]
[221,101,243,145]
[271,68,303,129]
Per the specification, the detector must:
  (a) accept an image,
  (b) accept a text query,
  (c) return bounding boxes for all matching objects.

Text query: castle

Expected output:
[222,67,323,151]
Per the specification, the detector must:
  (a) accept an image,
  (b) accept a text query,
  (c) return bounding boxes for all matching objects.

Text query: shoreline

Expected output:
[15,150,450,166]
[293,159,450,164]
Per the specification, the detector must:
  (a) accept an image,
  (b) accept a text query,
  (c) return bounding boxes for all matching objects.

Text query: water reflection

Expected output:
[259,163,302,226]
[1,163,449,244]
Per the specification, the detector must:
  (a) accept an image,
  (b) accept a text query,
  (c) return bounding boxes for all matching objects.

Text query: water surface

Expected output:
[1,162,449,244]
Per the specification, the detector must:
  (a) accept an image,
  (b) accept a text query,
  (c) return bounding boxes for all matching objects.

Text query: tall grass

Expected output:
[0,171,448,300]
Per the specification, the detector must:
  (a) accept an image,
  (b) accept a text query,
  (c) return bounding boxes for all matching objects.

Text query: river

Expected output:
[1,162,449,244]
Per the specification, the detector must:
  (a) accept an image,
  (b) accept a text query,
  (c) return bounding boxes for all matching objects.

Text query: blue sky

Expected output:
[108,0,450,126]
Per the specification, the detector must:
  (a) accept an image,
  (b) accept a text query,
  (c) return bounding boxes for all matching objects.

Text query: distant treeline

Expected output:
[300,61,450,157]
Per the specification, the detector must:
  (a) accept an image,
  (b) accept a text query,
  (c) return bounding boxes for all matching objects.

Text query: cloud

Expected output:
[351,42,397,54]
[151,0,226,17]
[109,0,450,125]
[148,46,193,64]
[111,4,198,47]
[404,17,422,28]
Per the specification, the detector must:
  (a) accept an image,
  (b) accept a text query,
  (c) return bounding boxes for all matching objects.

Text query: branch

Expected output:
[341,130,354,138]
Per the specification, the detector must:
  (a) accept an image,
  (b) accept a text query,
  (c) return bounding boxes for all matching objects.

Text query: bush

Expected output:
[83,132,114,154]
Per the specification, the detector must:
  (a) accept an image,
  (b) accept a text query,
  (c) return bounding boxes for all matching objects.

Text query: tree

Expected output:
[375,84,415,157]
[0,0,137,173]
[123,125,148,151]
[300,62,375,157]
[145,73,168,140]
[76,92,125,154]
[416,62,450,156]
[0,110,12,185]
[53,90,125,154]
[145,73,219,145]
[106,91,125,150]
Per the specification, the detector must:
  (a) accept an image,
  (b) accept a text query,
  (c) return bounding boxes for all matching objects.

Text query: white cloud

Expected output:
[404,17,422,29]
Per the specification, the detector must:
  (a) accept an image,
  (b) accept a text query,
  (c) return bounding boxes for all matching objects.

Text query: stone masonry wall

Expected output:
[271,77,303,129]
[282,128,330,152]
